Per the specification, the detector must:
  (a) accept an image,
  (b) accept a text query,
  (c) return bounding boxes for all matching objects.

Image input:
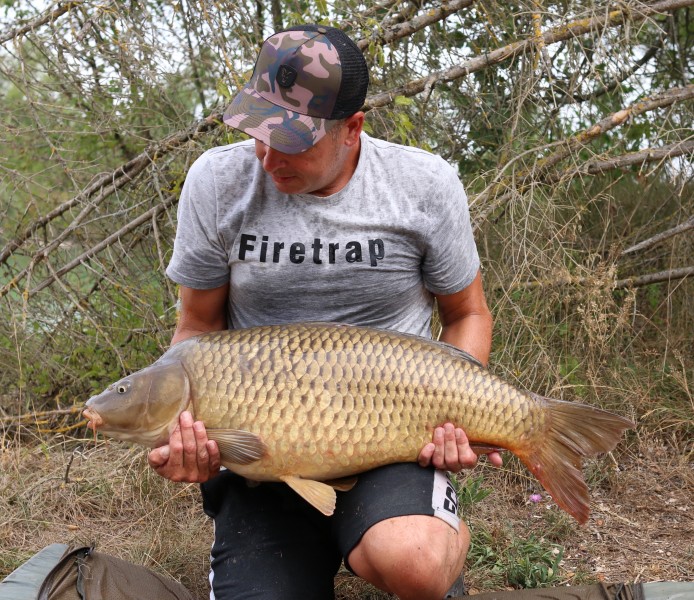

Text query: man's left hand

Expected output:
[417,423,503,471]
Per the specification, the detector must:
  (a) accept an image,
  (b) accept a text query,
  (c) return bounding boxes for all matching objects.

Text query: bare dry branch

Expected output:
[622,215,694,255]
[543,139,694,183]
[0,406,82,424]
[532,86,694,173]
[615,266,694,289]
[26,196,176,298]
[355,0,475,50]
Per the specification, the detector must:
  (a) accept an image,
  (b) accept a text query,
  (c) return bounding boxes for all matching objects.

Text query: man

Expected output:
[149,24,500,600]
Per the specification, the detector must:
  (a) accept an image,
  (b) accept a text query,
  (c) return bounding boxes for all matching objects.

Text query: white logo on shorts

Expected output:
[431,470,461,531]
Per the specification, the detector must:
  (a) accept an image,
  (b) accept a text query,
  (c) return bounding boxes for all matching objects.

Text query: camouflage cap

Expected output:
[223,25,369,154]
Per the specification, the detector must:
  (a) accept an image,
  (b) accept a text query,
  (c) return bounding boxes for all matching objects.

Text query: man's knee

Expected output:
[348,516,470,600]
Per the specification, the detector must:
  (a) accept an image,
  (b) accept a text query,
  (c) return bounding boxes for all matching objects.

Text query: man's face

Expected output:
[254,117,361,197]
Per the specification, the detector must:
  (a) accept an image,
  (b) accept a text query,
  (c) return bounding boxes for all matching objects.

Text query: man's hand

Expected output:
[418,423,503,471]
[148,411,221,483]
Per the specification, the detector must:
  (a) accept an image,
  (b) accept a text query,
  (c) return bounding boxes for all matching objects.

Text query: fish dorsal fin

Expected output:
[206,429,267,465]
[439,342,484,368]
[280,475,336,516]
[324,476,358,492]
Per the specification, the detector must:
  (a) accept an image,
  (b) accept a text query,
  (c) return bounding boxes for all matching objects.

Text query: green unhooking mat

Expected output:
[0,544,194,600]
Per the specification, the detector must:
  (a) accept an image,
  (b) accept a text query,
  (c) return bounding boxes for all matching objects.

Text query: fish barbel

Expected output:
[83,322,633,523]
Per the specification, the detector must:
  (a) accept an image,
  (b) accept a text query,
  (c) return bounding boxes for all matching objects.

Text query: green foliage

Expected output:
[457,473,494,508]
[468,527,564,589]
[505,538,564,588]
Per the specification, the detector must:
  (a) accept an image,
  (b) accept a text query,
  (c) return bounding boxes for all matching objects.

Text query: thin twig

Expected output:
[0,406,82,424]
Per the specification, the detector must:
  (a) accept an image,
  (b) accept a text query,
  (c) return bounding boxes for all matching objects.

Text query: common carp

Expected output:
[83,322,633,524]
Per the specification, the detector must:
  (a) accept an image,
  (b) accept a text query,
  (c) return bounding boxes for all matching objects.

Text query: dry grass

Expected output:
[1,425,691,598]
[0,437,212,598]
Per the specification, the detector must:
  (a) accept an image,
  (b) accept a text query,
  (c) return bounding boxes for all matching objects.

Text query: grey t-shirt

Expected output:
[166,133,480,338]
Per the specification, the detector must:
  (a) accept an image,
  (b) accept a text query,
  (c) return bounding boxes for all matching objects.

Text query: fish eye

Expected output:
[116,382,131,394]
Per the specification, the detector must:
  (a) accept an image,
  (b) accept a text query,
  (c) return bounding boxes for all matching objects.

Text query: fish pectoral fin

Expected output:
[323,476,358,492]
[280,475,336,516]
[206,429,267,465]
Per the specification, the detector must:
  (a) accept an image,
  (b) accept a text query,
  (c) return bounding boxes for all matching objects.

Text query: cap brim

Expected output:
[223,87,339,154]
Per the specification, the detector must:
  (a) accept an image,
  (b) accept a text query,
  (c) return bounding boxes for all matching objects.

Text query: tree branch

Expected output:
[622,215,694,255]
[2,195,177,301]
[355,0,475,51]
[363,0,694,110]
[543,139,694,183]
[0,0,83,45]
[0,111,223,268]
[614,266,694,289]
[472,87,694,226]
[533,86,694,173]
[506,266,694,292]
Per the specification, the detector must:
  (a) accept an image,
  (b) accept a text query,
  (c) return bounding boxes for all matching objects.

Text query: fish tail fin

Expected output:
[515,396,634,525]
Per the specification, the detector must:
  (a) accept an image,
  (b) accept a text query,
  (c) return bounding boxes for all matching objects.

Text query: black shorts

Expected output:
[201,463,461,600]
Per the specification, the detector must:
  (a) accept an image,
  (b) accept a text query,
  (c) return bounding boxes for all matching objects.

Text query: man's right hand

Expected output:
[148,411,221,483]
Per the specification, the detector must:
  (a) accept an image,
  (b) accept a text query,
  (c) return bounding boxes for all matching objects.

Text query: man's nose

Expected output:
[260,144,287,172]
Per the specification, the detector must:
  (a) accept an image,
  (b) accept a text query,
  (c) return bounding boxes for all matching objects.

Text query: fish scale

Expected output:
[84,322,633,523]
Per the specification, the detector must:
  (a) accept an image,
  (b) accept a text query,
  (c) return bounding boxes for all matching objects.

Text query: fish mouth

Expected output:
[82,407,103,429]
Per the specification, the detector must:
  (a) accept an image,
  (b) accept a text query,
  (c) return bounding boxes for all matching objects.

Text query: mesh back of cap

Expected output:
[286,25,369,119]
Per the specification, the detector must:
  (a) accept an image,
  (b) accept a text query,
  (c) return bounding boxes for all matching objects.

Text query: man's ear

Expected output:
[344,112,364,146]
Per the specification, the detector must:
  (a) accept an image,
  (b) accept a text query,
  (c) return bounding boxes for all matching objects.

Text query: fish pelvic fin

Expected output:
[516,396,634,525]
[324,476,358,492]
[280,475,337,516]
[206,429,267,465]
